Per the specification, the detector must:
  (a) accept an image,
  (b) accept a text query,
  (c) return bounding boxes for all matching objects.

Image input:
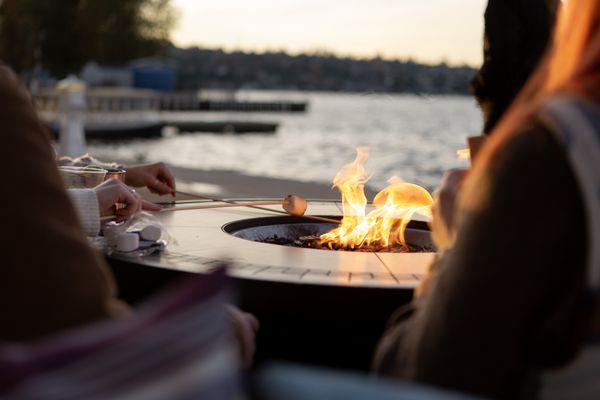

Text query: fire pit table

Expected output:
[105,199,435,371]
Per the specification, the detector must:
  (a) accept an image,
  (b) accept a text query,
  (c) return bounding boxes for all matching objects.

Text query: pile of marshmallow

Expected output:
[103,222,163,253]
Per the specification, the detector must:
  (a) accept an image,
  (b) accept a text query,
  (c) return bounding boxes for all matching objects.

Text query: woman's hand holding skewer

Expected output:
[125,162,176,197]
[95,179,161,222]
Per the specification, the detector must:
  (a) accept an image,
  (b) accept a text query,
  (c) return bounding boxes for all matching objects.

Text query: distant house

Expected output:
[80,58,177,91]
[130,58,177,92]
[81,62,133,87]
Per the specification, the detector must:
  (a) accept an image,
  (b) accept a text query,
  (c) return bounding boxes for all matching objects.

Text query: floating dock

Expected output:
[46,120,278,139]
[161,98,307,112]
[35,87,308,114]
[36,87,285,138]
[170,120,278,134]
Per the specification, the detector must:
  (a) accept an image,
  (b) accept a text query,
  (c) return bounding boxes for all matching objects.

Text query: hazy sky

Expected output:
[172,0,487,66]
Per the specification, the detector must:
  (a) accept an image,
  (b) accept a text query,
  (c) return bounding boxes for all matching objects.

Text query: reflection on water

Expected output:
[88,91,480,191]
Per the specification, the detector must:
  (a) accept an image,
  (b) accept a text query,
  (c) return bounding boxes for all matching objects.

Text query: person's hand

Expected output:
[228,305,259,368]
[124,162,176,196]
[95,179,161,222]
[431,168,469,250]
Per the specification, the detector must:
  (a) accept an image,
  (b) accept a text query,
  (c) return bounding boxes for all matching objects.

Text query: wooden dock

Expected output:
[46,120,278,139]
[170,120,278,134]
[35,88,307,114]
[36,87,284,138]
[161,93,307,112]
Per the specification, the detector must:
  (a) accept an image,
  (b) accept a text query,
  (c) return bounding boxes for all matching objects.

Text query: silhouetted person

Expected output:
[471,0,559,134]
[374,0,600,398]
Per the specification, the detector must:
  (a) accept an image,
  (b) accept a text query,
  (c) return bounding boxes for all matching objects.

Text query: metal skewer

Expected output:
[158,201,283,212]
[100,192,342,224]
[174,190,340,224]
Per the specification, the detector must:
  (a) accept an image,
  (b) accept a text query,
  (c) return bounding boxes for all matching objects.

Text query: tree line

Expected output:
[172,47,476,95]
[0,0,175,78]
[0,0,476,94]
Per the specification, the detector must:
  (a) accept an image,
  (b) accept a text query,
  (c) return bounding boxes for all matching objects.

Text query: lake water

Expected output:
[88,91,482,191]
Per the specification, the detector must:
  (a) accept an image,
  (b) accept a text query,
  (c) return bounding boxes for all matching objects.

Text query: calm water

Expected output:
[88,91,481,191]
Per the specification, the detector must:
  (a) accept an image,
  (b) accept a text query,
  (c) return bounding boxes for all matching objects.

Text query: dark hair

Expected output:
[470,0,559,134]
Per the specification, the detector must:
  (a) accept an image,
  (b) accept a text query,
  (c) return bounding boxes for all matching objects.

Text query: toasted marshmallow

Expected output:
[283,195,308,217]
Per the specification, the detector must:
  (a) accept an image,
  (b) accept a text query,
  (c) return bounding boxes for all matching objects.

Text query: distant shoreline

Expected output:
[171,46,477,95]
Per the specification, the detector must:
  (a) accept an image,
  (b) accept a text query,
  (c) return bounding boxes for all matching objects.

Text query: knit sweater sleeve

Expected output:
[67,189,101,237]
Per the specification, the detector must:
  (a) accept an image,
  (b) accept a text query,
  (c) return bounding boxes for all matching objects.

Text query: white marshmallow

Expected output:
[140,225,162,241]
[116,232,139,252]
[103,221,127,240]
[283,195,307,217]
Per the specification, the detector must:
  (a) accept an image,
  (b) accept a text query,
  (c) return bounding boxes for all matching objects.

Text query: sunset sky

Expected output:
[172,0,487,66]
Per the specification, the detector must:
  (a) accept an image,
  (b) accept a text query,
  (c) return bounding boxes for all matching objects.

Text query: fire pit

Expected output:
[105,148,441,371]
[107,149,438,289]
[105,200,436,372]
[224,215,434,253]
[106,200,436,289]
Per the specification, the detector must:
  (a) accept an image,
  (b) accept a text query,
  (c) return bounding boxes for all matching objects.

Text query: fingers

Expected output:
[96,178,165,222]
[441,168,469,188]
[148,178,174,196]
[142,199,162,211]
[437,169,469,207]
[114,186,142,218]
[238,325,256,368]
[430,169,470,251]
[156,163,176,196]
[245,312,260,333]
[228,306,259,368]
[126,162,176,196]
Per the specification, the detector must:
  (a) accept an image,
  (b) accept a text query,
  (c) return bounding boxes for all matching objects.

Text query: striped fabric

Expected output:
[67,188,101,236]
[0,267,239,400]
[539,97,600,400]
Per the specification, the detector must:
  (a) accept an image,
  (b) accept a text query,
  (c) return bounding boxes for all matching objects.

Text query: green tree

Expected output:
[0,0,176,78]
[0,0,38,73]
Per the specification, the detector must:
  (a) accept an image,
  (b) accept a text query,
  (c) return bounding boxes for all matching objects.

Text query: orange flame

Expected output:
[319,148,433,250]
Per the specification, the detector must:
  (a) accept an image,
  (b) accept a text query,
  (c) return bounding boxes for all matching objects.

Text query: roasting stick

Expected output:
[158,201,283,212]
[100,195,286,222]
[174,190,340,224]
[175,190,291,213]
[101,193,341,224]
[100,202,279,222]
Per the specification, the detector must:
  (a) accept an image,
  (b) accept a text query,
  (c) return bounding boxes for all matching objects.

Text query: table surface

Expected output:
[106,200,435,289]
